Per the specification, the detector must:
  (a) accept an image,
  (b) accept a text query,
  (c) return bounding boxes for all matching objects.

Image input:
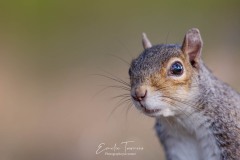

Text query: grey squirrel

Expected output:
[129,28,240,160]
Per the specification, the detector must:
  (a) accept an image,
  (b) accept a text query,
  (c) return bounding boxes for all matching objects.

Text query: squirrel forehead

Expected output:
[130,44,182,77]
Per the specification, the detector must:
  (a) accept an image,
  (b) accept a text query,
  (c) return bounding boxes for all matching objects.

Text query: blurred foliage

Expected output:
[0,0,239,102]
[0,0,239,58]
[0,0,238,88]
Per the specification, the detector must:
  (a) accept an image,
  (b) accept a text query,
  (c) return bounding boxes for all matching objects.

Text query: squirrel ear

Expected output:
[142,32,152,49]
[181,28,203,67]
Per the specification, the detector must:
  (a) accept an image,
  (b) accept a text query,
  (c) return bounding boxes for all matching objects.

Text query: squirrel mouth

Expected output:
[144,108,160,114]
[140,103,160,114]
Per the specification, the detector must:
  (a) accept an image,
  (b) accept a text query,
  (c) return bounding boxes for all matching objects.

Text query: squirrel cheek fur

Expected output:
[129,28,240,160]
[150,55,195,103]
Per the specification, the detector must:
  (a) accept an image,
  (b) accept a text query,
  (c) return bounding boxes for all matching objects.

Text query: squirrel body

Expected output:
[129,28,240,160]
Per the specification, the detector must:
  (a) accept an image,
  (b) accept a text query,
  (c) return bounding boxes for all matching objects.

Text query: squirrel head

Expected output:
[129,28,203,117]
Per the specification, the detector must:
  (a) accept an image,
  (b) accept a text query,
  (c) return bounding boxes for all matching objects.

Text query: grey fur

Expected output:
[129,44,181,83]
[129,29,240,160]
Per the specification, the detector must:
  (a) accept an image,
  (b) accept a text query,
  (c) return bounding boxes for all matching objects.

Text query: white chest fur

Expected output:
[156,115,220,160]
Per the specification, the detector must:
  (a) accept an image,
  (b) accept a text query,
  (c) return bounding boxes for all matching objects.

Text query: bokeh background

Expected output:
[0,0,239,160]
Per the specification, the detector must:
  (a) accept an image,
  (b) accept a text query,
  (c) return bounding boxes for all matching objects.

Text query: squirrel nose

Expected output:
[132,87,147,102]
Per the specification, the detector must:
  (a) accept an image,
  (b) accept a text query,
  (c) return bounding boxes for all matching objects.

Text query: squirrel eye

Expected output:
[170,61,183,76]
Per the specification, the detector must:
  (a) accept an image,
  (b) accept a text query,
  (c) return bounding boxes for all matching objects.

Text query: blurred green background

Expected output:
[0,0,239,160]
